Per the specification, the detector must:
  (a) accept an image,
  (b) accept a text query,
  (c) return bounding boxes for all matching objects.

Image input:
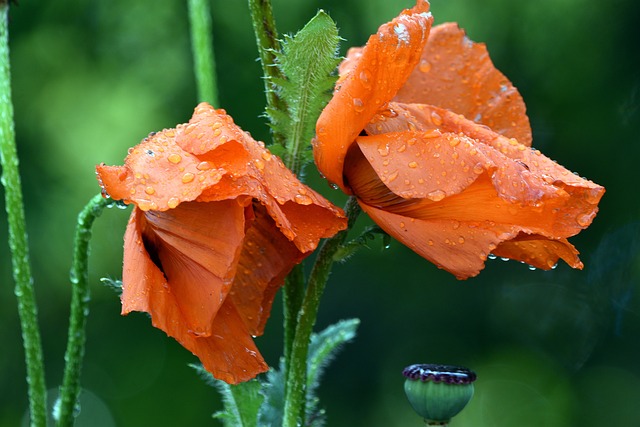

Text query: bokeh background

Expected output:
[1,0,639,425]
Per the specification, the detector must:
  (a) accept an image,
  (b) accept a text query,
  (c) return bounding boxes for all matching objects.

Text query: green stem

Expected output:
[0,5,48,426]
[188,0,219,106]
[56,195,124,427]
[283,197,361,427]
[282,263,304,394]
[247,0,286,146]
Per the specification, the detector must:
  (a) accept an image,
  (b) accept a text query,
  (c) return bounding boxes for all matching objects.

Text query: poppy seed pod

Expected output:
[402,364,476,425]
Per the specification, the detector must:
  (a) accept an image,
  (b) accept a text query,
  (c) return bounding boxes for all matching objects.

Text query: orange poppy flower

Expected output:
[313,0,604,279]
[96,103,347,384]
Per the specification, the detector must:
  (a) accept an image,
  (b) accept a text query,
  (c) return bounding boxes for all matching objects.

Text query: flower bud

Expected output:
[402,364,476,425]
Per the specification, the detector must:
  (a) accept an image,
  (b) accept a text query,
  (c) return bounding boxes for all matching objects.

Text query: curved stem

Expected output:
[247,0,286,146]
[283,197,361,427]
[188,0,219,106]
[0,5,47,426]
[56,195,124,427]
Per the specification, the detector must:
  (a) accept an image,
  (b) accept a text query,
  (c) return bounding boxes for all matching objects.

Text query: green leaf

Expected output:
[306,319,359,425]
[267,10,341,174]
[191,364,264,427]
[259,319,359,426]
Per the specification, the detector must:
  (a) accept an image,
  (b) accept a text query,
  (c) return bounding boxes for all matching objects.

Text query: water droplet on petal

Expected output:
[145,186,155,195]
[353,98,365,113]
[182,172,195,183]
[295,194,313,205]
[430,111,443,126]
[167,197,180,209]
[427,189,446,201]
[473,163,484,174]
[449,137,460,147]
[377,144,390,157]
[359,69,372,88]
[168,153,182,164]
[488,254,497,260]
[408,161,418,168]
[576,213,592,227]
[418,59,432,73]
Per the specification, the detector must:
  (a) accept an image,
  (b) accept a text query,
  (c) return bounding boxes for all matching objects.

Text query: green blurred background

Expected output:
[1,0,639,425]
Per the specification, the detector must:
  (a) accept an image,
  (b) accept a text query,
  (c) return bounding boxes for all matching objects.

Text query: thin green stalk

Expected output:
[283,197,361,427]
[0,4,48,426]
[282,263,304,393]
[188,0,219,106]
[247,0,286,146]
[56,194,123,426]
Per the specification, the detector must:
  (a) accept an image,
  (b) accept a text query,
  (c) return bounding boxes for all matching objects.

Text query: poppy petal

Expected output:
[313,1,433,191]
[491,234,583,270]
[140,200,248,337]
[231,203,306,335]
[358,200,517,279]
[394,22,532,146]
[362,102,604,213]
[95,130,225,211]
[122,208,267,384]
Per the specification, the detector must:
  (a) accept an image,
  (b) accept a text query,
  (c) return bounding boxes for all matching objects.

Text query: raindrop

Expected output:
[145,186,155,195]
[294,194,313,205]
[418,59,432,73]
[182,172,195,183]
[488,254,497,260]
[500,257,510,262]
[167,197,180,209]
[430,111,443,126]
[353,97,365,113]
[377,144,390,156]
[528,265,537,271]
[408,161,418,168]
[359,70,372,89]
[168,153,182,164]
[427,189,445,201]
[449,137,460,147]
[576,213,592,227]
[196,161,212,170]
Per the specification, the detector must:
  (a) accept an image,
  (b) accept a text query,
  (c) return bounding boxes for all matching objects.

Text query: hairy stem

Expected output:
[247,0,286,146]
[283,197,360,427]
[188,0,219,106]
[0,5,47,426]
[56,195,124,426]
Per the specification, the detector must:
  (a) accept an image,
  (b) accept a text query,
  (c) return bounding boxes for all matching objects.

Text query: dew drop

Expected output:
[528,265,537,271]
[254,159,265,170]
[399,221,405,228]
[168,153,182,164]
[197,161,212,170]
[377,144,390,156]
[295,194,313,205]
[488,254,497,260]
[353,98,365,113]
[427,239,434,246]
[449,137,460,147]
[167,197,180,209]
[418,59,432,73]
[427,189,446,201]
[145,186,155,195]
[359,69,372,88]
[430,111,443,126]
[473,163,484,174]
[576,213,592,227]
[182,172,195,183]
[408,161,418,168]
[387,170,399,183]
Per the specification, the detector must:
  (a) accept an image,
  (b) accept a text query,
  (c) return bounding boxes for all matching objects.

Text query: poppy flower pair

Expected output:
[96,103,346,384]
[313,0,604,279]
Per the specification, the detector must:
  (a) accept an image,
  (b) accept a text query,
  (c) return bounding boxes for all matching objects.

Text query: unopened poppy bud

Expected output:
[402,364,476,425]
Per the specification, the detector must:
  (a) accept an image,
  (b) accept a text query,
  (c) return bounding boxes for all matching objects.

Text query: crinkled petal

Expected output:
[122,208,267,384]
[394,22,532,146]
[362,102,604,214]
[358,200,517,279]
[96,130,225,212]
[140,200,248,336]
[313,1,433,191]
[492,234,583,270]
[231,203,306,335]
